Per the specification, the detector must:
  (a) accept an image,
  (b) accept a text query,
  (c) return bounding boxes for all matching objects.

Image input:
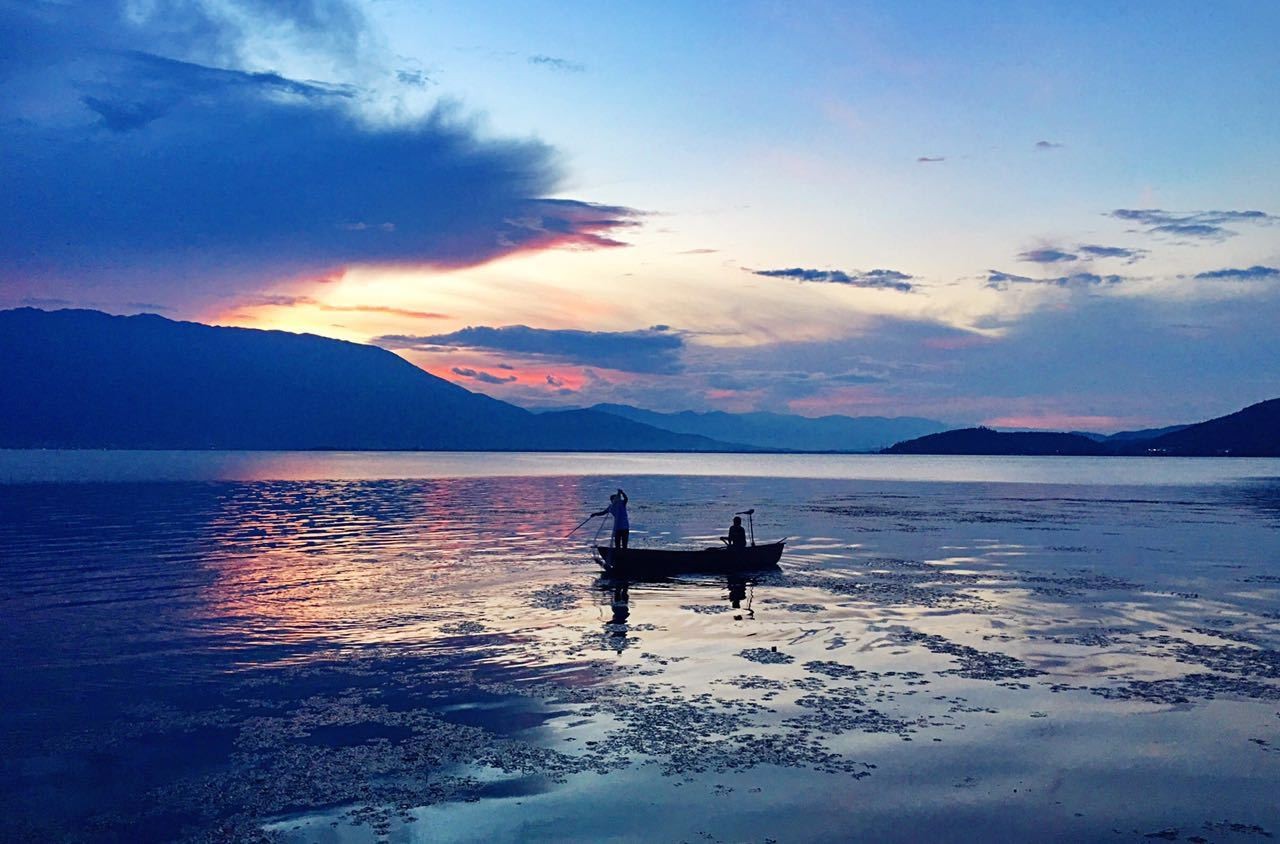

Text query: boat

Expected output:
[594,540,785,577]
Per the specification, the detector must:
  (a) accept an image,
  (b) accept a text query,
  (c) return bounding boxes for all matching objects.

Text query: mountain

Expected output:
[884,399,1279,456]
[582,403,950,452]
[0,308,745,451]
[1140,398,1279,456]
[1103,424,1192,442]
[883,428,1106,456]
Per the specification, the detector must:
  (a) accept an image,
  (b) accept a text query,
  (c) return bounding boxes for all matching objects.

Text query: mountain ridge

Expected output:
[884,399,1279,457]
[579,402,950,452]
[0,308,748,452]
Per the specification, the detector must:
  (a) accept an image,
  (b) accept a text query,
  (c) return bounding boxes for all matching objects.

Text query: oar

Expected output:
[565,513,597,539]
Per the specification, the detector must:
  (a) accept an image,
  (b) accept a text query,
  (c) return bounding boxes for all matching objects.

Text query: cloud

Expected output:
[451,366,517,384]
[1019,244,1148,265]
[987,270,1124,289]
[375,325,685,374]
[1109,208,1277,240]
[678,248,719,255]
[750,267,914,292]
[243,295,450,320]
[1035,140,1063,149]
[546,374,565,387]
[916,156,945,163]
[0,3,638,307]
[1017,248,1077,264]
[1194,265,1280,281]
[396,69,431,87]
[529,55,586,73]
[1077,244,1148,263]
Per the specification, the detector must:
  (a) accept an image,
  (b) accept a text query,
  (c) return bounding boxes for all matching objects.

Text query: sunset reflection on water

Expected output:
[1,459,1278,842]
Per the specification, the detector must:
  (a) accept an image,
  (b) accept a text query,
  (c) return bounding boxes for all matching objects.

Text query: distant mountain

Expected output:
[883,428,1106,456]
[1140,398,1279,456]
[0,308,745,451]
[582,403,950,452]
[1104,424,1192,442]
[884,399,1279,457]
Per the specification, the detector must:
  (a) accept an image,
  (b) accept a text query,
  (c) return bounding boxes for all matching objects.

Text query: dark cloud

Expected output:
[1019,244,1148,265]
[1018,248,1078,264]
[1194,265,1280,281]
[451,367,517,384]
[396,69,431,87]
[987,270,1124,289]
[750,267,914,292]
[1077,244,1148,263]
[545,374,565,387]
[1109,208,1276,240]
[916,156,945,163]
[529,55,585,73]
[1035,140,1063,149]
[375,325,684,374]
[0,3,638,306]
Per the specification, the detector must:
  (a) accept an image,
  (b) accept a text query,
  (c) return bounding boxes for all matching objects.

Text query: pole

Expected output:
[565,514,596,539]
[736,509,756,547]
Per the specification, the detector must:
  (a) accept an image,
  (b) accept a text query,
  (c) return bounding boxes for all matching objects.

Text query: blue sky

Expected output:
[2,1,1278,429]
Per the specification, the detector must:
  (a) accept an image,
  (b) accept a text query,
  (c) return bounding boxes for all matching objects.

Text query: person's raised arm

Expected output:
[617,488,627,503]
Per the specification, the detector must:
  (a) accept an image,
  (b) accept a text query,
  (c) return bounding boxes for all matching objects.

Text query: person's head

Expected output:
[733,516,742,525]
[609,493,618,503]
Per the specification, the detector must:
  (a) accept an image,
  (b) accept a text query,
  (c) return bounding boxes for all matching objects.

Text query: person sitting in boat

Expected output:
[590,488,630,548]
[725,516,747,549]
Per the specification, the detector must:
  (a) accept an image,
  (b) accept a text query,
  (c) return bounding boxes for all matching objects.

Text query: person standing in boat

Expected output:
[591,488,630,548]
[725,515,747,549]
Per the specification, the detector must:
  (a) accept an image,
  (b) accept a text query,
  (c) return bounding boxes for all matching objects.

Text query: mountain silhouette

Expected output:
[885,399,1278,456]
[584,403,949,452]
[0,308,745,451]
[883,428,1107,456]
[1140,398,1279,456]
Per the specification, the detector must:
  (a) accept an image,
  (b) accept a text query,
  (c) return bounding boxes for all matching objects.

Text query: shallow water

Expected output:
[1,453,1278,843]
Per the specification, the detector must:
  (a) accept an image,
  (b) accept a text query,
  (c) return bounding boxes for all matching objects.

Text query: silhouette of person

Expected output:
[725,515,747,549]
[591,488,630,548]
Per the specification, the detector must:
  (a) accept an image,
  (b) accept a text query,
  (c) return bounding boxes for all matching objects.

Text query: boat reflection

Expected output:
[594,574,761,652]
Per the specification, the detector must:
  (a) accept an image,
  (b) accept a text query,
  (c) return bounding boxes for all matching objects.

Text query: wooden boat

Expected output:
[594,540,785,577]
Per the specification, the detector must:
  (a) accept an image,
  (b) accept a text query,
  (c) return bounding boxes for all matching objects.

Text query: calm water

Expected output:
[1,452,1278,843]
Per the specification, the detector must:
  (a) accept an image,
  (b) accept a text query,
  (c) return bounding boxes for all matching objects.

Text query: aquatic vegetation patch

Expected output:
[527,582,582,611]
[894,630,1044,681]
[738,647,795,665]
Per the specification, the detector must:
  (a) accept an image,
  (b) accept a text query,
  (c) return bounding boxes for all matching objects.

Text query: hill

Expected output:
[583,403,949,452]
[884,400,1278,456]
[883,428,1107,456]
[0,308,744,452]
[1140,398,1280,456]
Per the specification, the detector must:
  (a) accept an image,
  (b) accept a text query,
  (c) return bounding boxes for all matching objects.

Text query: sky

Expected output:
[2,0,1279,430]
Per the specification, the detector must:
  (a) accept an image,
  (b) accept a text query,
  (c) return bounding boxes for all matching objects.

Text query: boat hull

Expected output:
[594,541,784,576]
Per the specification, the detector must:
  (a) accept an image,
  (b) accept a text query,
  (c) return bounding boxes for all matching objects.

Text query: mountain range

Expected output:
[885,399,1280,457]
[0,308,739,451]
[4,308,1275,456]
[578,403,949,453]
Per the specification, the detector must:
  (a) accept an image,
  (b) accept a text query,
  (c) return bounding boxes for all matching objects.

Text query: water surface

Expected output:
[1,452,1278,842]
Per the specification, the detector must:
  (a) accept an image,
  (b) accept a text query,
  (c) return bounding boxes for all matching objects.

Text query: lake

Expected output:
[1,451,1278,842]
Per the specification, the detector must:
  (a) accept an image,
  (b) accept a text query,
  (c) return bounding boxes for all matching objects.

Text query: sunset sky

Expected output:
[3,1,1278,430]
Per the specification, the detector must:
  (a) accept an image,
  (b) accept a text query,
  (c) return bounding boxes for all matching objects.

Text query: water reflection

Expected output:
[3,470,1279,842]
